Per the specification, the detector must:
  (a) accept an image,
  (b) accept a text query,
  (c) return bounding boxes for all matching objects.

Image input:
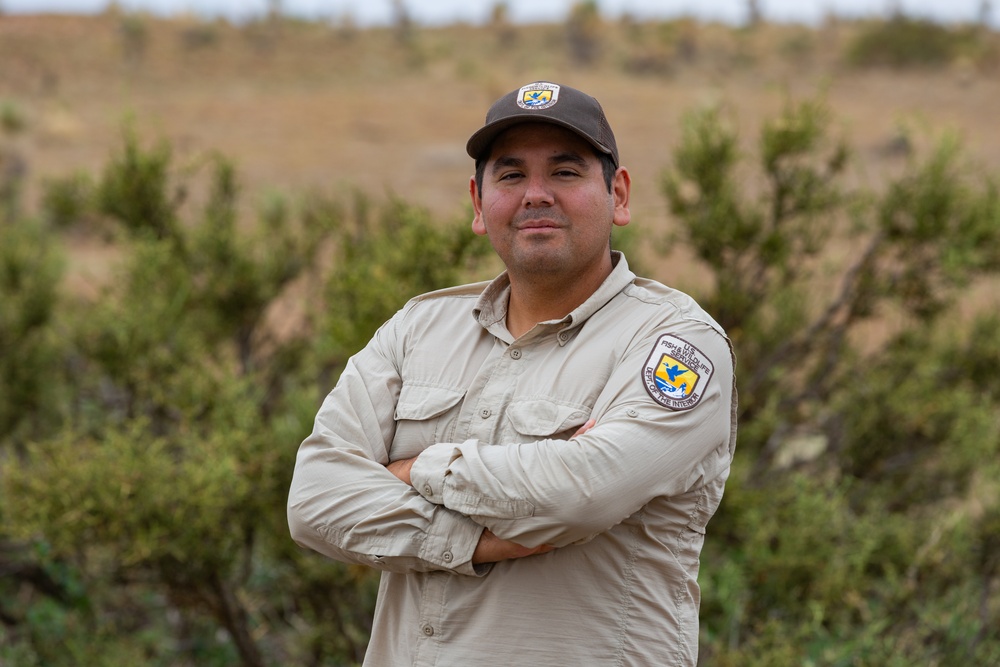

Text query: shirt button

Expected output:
[480,408,492,419]
[422,624,435,637]
[627,408,639,418]
[510,349,522,359]
[442,551,453,562]
[423,484,433,495]
[558,332,570,342]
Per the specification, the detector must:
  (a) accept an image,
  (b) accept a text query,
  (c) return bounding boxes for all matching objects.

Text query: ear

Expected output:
[470,176,487,236]
[612,166,632,228]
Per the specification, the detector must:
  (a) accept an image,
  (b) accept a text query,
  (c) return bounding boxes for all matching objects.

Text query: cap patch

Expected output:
[642,334,715,411]
[517,82,560,110]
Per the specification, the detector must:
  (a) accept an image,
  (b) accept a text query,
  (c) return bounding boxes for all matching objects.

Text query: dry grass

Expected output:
[2,12,999,293]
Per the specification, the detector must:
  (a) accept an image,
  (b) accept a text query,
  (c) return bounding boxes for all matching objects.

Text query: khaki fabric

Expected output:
[288,253,737,667]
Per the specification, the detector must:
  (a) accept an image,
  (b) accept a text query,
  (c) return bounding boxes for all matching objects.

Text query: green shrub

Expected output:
[40,171,95,231]
[848,17,982,68]
[0,128,496,665]
[3,95,1000,665]
[664,97,1000,664]
[317,193,491,373]
[96,126,178,240]
[0,100,27,135]
[0,219,65,446]
[836,323,1000,507]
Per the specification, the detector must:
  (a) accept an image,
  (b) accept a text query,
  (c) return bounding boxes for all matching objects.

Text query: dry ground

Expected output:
[2,12,999,291]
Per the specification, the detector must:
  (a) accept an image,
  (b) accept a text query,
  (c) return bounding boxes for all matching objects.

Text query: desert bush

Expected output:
[0,129,494,666]
[0,100,27,135]
[835,321,1000,508]
[178,22,221,51]
[96,126,178,240]
[40,171,94,230]
[0,100,29,220]
[662,98,847,433]
[848,16,983,68]
[663,98,1000,664]
[118,14,150,64]
[3,95,1000,665]
[0,219,66,448]
[566,1,603,67]
[317,193,491,372]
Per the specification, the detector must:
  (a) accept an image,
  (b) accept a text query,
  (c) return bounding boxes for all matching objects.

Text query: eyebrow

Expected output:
[490,151,591,176]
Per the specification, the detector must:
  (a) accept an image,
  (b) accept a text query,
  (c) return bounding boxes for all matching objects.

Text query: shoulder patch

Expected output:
[642,334,715,411]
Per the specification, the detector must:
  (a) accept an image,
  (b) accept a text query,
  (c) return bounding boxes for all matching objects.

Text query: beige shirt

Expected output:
[288,252,737,667]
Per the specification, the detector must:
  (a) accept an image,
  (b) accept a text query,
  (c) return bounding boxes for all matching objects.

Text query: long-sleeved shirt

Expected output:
[288,252,737,667]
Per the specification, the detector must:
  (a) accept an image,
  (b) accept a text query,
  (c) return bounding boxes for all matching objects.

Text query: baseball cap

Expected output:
[466,81,619,167]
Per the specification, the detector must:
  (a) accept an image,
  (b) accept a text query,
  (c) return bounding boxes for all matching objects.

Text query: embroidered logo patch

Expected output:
[517,82,560,110]
[642,334,715,410]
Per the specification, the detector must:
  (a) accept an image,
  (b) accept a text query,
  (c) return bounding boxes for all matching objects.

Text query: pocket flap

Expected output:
[395,384,465,421]
[506,398,589,437]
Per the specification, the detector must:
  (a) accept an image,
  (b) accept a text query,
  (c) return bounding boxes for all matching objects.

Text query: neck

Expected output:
[505,256,614,338]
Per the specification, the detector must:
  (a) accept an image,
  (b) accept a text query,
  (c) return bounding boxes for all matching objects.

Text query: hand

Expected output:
[472,529,554,564]
[392,420,591,564]
[572,418,595,439]
[469,418,591,564]
[386,456,416,486]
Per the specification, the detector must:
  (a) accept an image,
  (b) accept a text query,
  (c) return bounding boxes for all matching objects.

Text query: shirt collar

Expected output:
[473,251,636,338]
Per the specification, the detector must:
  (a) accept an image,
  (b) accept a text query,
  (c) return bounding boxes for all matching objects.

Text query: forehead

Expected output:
[486,122,597,162]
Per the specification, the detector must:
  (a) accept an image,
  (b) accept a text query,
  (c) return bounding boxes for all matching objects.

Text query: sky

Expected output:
[1,0,996,27]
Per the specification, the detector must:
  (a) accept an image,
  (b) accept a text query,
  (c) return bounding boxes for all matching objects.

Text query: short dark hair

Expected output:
[474,148,617,198]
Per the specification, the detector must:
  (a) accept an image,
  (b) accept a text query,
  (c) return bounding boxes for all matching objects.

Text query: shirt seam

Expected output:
[613,510,643,667]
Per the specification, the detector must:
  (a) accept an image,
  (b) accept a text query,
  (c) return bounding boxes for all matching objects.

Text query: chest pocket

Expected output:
[392,384,465,459]
[505,398,590,441]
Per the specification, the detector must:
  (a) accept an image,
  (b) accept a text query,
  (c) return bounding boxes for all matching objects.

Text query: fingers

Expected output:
[571,418,596,439]
[473,530,555,564]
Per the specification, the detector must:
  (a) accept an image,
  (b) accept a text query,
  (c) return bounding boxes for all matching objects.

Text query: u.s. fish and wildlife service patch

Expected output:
[517,82,560,110]
[642,334,715,410]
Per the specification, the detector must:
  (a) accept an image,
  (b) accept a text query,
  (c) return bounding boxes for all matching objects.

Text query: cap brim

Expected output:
[466,115,616,165]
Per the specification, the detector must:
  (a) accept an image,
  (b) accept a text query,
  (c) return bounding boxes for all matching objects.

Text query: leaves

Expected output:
[663,97,1000,666]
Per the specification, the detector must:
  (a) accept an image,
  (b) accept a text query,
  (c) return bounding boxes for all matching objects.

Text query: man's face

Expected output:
[470,123,630,283]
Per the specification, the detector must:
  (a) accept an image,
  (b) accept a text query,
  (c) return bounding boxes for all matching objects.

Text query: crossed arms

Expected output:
[287,310,734,575]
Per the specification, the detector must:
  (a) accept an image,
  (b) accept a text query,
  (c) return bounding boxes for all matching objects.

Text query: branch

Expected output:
[745,229,886,399]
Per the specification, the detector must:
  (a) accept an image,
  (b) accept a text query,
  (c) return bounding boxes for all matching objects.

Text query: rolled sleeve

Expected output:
[409,441,453,504]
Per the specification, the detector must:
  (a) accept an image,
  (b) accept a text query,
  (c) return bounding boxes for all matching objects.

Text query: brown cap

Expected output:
[466,81,619,167]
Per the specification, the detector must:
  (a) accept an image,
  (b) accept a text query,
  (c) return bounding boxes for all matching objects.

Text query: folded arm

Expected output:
[406,326,736,549]
[287,313,555,573]
[287,317,488,575]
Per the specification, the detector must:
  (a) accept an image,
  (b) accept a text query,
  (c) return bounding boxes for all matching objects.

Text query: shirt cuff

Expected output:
[410,441,462,505]
[417,503,486,576]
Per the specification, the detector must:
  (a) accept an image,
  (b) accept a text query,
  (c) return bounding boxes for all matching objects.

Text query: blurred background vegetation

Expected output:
[1,2,999,665]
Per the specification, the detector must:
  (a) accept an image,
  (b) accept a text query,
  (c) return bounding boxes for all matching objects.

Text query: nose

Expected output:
[522,173,554,208]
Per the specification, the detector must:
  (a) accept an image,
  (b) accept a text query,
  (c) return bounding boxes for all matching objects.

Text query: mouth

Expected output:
[516,224,563,237]
[515,217,563,232]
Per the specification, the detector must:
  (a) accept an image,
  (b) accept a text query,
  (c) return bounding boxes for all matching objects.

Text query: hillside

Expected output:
[3,11,1000,667]
[3,11,998,229]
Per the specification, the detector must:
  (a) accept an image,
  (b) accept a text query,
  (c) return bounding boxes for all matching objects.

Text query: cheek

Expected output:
[483,197,515,227]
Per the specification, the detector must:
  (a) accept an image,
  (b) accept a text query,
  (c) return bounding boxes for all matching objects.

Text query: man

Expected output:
[288,81,737,666]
